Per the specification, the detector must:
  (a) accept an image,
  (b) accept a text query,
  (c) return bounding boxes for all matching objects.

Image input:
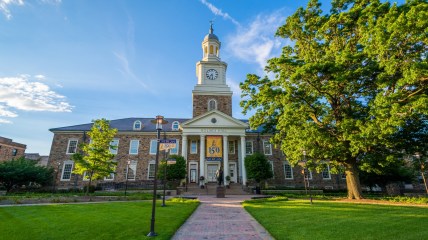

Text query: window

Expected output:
[110,139,119,154]
[170,139,179,154]
[66,139,78,154]
[209,45,213,54]
[269,160,274,178]
[322,165,331,179]
[245,141,253,155]
[150,140,158,155]
[61,161,74,181]
[228,141,235,154]
[190,140,198,154]
[83,171,90,181]
[127,161,137,180]
[208,99,217,111]
[133,120,142,130]
[284,161,293,179]
[304,169,313,180]
[129,140,139,155]
[171,121,180,131]
[263,141,272,155]
[104,172,115,181]
[341,172,347,179]
[12,149,17,156]
[148,161,156,179]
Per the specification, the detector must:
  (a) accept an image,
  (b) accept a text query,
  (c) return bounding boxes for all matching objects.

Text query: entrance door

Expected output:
[207,164,219,182]
[229,163,237,183]
[190,169,196,183]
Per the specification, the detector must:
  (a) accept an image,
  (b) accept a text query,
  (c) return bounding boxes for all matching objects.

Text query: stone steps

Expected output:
[180,183,249,196]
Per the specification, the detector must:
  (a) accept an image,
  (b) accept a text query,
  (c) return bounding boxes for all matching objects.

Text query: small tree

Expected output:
[245,152,273,193]
[0,158,53,193]
[158,155,186,186]
[72,118,118,195]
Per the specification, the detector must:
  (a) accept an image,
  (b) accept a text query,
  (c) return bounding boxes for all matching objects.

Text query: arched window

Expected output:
[204,46,208,57]
[133,120,142,130]
[208,99,217,111]
[172,121,180,131]
[209,45,214,54]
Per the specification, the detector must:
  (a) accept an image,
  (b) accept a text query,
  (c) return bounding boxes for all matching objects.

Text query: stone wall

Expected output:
[0,136,26,162]
[192,95,232,117]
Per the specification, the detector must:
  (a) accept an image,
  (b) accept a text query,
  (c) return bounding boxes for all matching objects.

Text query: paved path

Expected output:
[172,195,274,240]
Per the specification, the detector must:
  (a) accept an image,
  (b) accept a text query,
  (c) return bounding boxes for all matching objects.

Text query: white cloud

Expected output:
[199,0,240,26]
[0,118,12,124]
[227,78,241,96]
[34,74,46,80]
[226,11,290,70]
[0,75,72,123]
[0,0,24,20]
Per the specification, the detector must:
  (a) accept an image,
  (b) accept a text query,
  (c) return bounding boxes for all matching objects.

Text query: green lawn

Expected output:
[0,199,199,240]
[244,199,428,240]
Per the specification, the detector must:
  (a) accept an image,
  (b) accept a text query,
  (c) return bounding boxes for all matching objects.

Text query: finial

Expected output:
[209,20,214,34]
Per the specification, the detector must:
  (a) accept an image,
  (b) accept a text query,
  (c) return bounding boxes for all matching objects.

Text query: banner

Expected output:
[206,136,222,161]
[159,139,177,151]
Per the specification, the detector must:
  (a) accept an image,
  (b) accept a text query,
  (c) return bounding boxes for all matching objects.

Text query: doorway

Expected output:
[229,163,237,183]
[207,163,220,182]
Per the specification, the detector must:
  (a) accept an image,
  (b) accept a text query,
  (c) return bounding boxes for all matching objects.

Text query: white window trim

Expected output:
[208,99,217,111]
[61,160,74,181]
[148,160,156,180]
[104,172,115,181]
[263,140,272,155]
[129,140,139,155]
[127,160,137,181]
[66,139,78,154]
[133,120,142,130]
[190,140,198,154]
[170,139,180,155]
[228,141,235,154]
[110,139,119,155]
[83,171,90,181]
[322,165,332,179]
[245,141,253,155]
[149,139,157,155]
[171,121,180,131]
[283,161,293,179]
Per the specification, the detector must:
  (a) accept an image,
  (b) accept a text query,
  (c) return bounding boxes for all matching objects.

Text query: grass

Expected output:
[0,198,199,240]
[243,199,428,240]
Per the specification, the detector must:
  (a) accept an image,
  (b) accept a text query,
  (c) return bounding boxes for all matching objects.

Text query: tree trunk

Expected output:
[344,161,364,199]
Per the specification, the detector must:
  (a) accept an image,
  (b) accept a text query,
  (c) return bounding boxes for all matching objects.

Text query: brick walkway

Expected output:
[171,195,274,240]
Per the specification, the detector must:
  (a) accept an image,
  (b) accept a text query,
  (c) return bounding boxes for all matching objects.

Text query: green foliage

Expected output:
[240,0,428,199]
[245,152,273,184]
[72,118,118,193]
[243,196,288,204]
[157,155,186,181]
[0,158,53,192]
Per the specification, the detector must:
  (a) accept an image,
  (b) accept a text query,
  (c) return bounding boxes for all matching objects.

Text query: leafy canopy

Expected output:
[245,152,273,184]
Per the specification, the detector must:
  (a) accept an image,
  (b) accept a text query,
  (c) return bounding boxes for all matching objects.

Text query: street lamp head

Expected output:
[127,160,131,165]
[302,150,306,156]
[151,115,168,130]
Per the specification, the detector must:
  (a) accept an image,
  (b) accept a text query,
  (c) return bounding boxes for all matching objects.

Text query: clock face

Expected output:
[206,69,218,80]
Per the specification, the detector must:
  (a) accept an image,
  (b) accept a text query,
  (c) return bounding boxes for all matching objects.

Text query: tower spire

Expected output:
[209,20,214,34]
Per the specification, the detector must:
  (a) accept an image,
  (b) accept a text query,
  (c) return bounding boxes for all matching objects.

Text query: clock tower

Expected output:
[193,24,233,117]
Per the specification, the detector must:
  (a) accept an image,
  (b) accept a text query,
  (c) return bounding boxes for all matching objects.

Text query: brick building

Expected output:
[0,136,26,162]
[48,25,346,190]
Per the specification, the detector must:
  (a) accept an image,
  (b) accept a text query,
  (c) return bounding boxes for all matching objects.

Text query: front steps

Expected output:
[179,182,249,196]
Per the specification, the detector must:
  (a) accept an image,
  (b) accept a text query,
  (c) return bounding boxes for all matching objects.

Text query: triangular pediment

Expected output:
[181,110,248,129]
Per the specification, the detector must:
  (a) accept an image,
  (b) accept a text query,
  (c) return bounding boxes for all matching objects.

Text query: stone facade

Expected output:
[0,136,26,162]
[192,95,232,117]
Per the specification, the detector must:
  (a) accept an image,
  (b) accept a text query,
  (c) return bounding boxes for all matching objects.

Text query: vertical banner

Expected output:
[206,135,222,161]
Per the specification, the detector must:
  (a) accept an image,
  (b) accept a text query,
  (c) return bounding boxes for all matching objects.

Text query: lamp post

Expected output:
[162,131,168,207]
[302,150,313,205]
[147,115,168,237]
[125,160,130,196]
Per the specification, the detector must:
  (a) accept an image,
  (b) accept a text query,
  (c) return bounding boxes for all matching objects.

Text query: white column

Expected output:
[240,136,247,186]
[223,135,229,185]
[181,135,188,160]
[200,135,205,186]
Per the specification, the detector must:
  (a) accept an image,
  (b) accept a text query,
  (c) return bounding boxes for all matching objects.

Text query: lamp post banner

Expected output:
[159,139,176,151]
[206,135,222,161]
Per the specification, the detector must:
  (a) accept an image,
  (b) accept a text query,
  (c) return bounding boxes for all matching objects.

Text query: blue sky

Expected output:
[0,0,399,155]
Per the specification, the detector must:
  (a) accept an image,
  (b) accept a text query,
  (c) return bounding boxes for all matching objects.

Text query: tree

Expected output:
[72,118,118,195]
[240,0,427,199]
[158,155,186,183]
[0,158,53,193]
[245,152,273,193]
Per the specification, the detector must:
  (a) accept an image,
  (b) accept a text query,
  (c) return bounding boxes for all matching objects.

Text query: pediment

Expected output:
[181,110,248,129]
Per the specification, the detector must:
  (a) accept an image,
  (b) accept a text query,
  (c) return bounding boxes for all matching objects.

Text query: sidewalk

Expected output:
[172,195,274,240]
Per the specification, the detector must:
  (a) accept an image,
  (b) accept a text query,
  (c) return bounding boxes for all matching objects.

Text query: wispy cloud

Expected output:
[0,0,61,20]
[199,0,240,26]
[0,75,72,124]
[226,11,289,71]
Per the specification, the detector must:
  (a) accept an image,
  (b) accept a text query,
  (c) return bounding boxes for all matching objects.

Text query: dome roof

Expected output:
[204,23,219,41]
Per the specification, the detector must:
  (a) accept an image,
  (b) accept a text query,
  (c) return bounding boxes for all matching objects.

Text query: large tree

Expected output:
[72,118,118,194]
[240,0,427,199]
[245,152,273,193]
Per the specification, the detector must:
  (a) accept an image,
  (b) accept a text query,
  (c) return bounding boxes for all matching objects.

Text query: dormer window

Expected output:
[208,99,217,111]
[172,121,180,131]
[133,120,142,130]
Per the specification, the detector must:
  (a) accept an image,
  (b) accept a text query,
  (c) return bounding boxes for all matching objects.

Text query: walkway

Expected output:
[172,195,274,240]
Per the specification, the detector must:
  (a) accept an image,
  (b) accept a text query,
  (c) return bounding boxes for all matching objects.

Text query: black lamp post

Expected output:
[162,131,168,207]
[147,115,168,237]
[302,150,313,205]
[125,160,130,196]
